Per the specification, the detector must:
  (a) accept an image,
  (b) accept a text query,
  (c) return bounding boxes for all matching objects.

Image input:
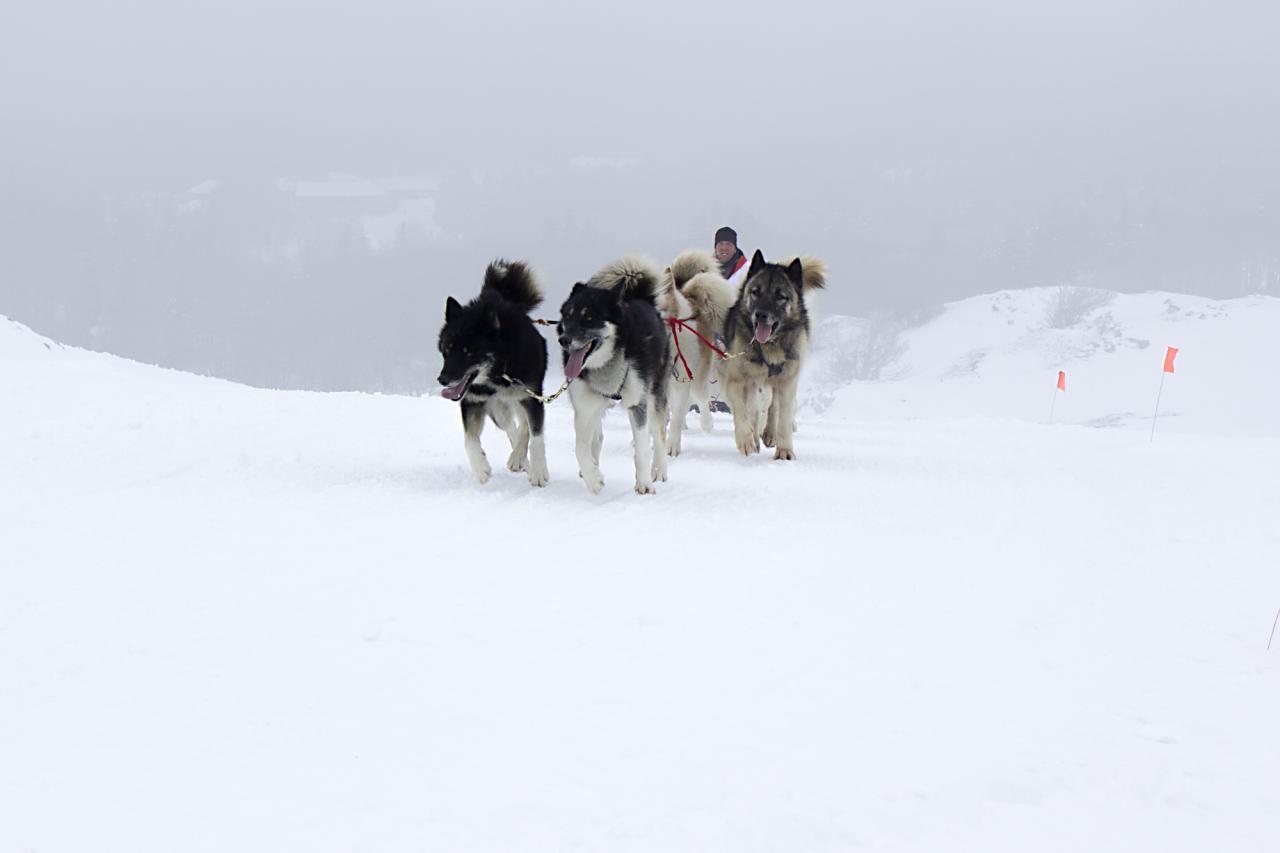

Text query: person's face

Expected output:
[714,241,736,263]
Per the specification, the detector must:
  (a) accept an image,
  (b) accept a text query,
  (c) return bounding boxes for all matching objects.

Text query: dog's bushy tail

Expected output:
[587,254,662,304]
[782,255,827,292]
[482,259,543,312]
[680,272,736,333]
[664,249,719,292]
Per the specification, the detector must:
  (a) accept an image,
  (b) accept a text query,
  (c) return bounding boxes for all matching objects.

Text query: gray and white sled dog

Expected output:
[721,250,827,460]
[657,249,737,456]
[557,254,671,495]
[437,260,550,487]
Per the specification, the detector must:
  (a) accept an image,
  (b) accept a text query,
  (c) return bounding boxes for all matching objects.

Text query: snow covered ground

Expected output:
[804,287,1279,436]
[2,293,1278,852]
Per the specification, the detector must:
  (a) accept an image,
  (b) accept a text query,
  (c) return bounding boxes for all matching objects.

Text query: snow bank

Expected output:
[804,288,1280,436]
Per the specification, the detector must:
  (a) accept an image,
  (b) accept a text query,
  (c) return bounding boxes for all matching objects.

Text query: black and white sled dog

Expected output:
[722,250,827,460]
[657,249,737,456]
[437,260,550,487]
[558,255,671,495]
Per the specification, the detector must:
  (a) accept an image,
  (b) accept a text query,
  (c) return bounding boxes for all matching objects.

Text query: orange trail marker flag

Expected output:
[1151,347,1179,441]
[1049,371,1065,423]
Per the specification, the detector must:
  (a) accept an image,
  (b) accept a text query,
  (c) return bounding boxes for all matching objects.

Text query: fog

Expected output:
[2,1,1277,390]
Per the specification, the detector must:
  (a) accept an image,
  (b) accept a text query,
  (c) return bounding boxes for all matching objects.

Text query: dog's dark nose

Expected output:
[558,335,571,349]
[436,372,448,385]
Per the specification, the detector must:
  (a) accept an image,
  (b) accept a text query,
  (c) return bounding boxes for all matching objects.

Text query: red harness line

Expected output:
[666,316,730,380]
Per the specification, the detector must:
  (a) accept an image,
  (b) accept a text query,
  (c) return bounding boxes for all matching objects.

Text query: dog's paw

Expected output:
[774,447,795,461]
[699,411,714,432]
[666,437,682,457]
[506,452,528,473]
[471,460,492,484]
[652,460,668,482]
[527,465,549,487]
[762,428,776,448]
[582,469,605,495]
[634,481,656,495]
[736,433,760,456]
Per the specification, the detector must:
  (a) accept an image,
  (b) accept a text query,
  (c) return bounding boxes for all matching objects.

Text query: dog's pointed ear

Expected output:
[785,257,805,291]
[571,282,585,295]
[748,249,767,277]
[445,296,461,322]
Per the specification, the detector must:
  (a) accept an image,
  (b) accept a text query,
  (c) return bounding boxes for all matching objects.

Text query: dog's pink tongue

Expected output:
[754,321,773,344]
[441,377,469,400]
[564,345,590,380]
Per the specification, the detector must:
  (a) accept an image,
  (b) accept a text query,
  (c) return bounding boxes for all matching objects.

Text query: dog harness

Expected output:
[749,343,787,377]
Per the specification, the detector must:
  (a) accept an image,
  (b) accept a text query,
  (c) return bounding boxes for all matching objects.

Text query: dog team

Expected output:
[436,227,826,494]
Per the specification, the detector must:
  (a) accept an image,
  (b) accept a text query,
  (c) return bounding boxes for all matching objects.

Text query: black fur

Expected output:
[557,281,668,400]
[558,256,672,494]
[482,259,542,311]
[437,259,551,486]
[438,260,548,397]
[584,261,662,304]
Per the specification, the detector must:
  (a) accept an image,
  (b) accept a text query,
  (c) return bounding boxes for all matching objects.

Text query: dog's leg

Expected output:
[511,404,530,471]
[725,375,760,456]
[701,356,718,432]
[693,347,713,430]
[461,401,491,484]
[675,349,690,435]
[491,402,528,473]
[666,375,692,457]
[571,386,607,494]
[628,402,655,495]
[651,389,669,482]
[762,385,780,448]
[757,386,773,440]
[773,372,801,460]
[520,397,549,487]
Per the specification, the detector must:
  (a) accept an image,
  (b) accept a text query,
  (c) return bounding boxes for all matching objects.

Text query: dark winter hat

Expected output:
[714,226,738,247]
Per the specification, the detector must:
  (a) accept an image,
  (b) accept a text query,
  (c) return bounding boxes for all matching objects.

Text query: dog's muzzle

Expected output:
[439,370,476,401]
[751,313,778,345]
[561,337,600,381]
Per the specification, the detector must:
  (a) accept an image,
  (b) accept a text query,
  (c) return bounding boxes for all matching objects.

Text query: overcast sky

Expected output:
[1,1,1277,386]
[5,1,1276,180]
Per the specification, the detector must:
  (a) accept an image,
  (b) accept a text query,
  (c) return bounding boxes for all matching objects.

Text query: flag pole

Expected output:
[1151,346,1180,441]
[1149,371,1166,442]
[1049,371,1065,424]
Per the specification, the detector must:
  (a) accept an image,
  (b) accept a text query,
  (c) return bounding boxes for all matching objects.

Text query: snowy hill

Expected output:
[804,288,1280,435]
[2,305,1278,853]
